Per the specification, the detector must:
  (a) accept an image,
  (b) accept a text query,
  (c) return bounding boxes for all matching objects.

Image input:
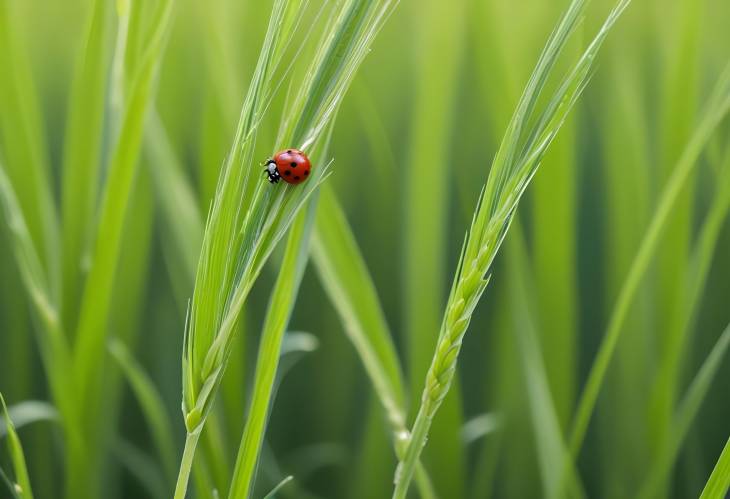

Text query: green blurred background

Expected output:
[1,0,729,498]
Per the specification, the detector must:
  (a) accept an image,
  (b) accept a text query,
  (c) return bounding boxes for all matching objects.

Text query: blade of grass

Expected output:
[646,141,730,478]
[637,323,730,498]
[109,339,178,488]
[0,393,34,499]
[74,0,174,400]
[227,195,318,499]
[145,111,204,308]
[0,0,59,293]
[263,476,293,499]
[700,436,730,499]
[402,1,467,494]
[179,0,399,496]
[0,163,83,484]
[505,229,585,499]
[598,15,654,490]
[311,185,436,498]
[60,0,113,329]
[113,438,168,499]
[392,1,632,496]
[312,186,406,430]
[0,402,57,437]
[568,60,730,457]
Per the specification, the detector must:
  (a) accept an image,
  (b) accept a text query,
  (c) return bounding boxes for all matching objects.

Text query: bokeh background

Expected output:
[1,0,729,498]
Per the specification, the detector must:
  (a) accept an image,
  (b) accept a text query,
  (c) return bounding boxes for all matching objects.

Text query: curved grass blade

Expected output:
[391,1,632,496]
[73,0,175,413]
[60,0,113,328]
[0,402,57,438]
[0,0,59,293]
[262,475,293,499]
[637,324,730,499]
[113,438,168,499]
[700,436,730,499]
[227,195,318,499]
[569,60,730,456]
[109,339,178,487]
[506,230,585,499]
[0,393,34,499]
[311,185,436,498]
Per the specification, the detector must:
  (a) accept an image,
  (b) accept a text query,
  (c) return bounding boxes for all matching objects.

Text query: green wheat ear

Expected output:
[391,0,632,497]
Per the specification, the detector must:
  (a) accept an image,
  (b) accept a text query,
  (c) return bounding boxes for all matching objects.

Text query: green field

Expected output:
[0,0,729,498]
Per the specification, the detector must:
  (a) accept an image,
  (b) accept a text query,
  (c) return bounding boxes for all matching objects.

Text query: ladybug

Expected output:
[263,148,312,184]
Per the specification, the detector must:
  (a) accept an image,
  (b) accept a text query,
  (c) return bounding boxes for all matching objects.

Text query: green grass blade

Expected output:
[391,1,631,496]
[145,111,204,304]
[569,60,730,456]
[312,186,406,429]
[181,4,399,497]
[73,0,175,410]
[402,2,467,494]
[637,324,730,498]
[0,0,59,295]
[0,393,34,499]
[263,476,293,499]
[60,0,113,329]
[506,229,585,499]
[109,339,178,487]
[227,198,318,499]
[0,402,57,437]
[311,186,437,498]
[113,438,168,499]
[0,163,78,436]
[700,437,730,499]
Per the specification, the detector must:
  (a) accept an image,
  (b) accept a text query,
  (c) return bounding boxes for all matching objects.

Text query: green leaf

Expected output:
[700,436,730,499]
[312,186,406,430]
[638,324,730,499]
[109,339,178,486]
[0,402,57,438]
[227,195,318,499]
[0,0,59,293]
[263,476,293,499]
[0,393,34,499]
[505,229,584,499]
[569,59,730,456]
[73,0,175,413]
[60,0,113,328]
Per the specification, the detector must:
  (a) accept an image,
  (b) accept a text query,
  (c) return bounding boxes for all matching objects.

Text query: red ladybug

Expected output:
[263,148,312,184]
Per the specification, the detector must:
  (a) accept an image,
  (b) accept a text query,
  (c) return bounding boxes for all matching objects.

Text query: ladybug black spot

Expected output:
[284,170,291,176]
[304,170,309,175]
[294,176,300,181]
[290,162,297,167]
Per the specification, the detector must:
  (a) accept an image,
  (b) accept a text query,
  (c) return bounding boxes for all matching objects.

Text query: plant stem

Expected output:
[392,403,433,499]
[174,431,200,499]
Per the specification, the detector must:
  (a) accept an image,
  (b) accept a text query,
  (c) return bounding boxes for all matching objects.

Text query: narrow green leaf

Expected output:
[228,196,318,499]
[109,339,178,486]
[0,0,59,294]
[638,324,730,499]
[312,186,406,429]
[505,230,584,499]
[113,438,168,499]
[0,393,34,499]
[570,60,730,456]
[700,437,730,499]
[74,0,175,412]
[263,476,293,499]
[0,402,57,438]
[60,0,113,328]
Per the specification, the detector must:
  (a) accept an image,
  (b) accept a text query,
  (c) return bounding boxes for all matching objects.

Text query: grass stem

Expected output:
[174,432,200,499]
